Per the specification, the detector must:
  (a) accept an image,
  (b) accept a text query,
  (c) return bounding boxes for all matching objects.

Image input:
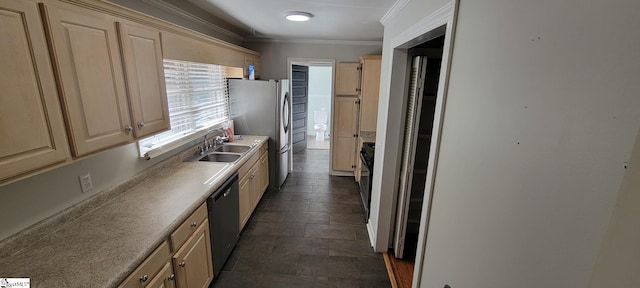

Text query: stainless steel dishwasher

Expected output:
[207,172,239,277]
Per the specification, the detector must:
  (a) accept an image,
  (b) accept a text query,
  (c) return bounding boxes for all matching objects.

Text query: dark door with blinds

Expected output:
[291,65,309,153]
[394,47,443,259]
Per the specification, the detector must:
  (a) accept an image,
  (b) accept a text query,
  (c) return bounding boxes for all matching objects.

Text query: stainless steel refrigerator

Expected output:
[228,79,291,190]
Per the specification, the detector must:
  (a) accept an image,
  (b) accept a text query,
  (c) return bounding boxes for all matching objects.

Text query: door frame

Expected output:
[369,1,459,287]
[287,58,335,171]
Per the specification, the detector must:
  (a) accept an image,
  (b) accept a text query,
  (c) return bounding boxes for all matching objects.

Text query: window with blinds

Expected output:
[138,59,230,157]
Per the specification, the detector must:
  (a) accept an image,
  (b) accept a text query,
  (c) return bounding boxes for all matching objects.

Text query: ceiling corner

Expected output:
[380,0,410,26]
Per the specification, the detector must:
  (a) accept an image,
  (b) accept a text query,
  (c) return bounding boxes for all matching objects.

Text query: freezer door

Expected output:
[279,144,290,187]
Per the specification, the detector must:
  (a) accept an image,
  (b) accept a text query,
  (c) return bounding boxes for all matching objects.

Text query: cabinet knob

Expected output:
[137,122,145,128]
[168,274,175,281]
[179,261,186,268]
[190,221,197,228]
[124,126,133,133]
[140,275,149,282]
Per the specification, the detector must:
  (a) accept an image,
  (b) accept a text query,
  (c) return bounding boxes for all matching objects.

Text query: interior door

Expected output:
[291,65,309,153]
[394,56,427,258]
[394,53,443,259]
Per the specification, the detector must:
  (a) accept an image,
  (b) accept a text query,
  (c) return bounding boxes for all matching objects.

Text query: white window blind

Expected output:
[138,59,229,158]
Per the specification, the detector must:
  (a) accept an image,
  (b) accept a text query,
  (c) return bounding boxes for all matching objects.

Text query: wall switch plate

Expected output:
[79,173,93,193]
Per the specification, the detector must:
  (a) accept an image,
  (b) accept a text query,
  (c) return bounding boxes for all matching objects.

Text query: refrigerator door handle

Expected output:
[280,143,290,153]
[282,92,290,133]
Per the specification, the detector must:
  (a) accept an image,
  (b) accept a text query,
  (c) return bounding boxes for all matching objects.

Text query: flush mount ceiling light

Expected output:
[285,11,313,22]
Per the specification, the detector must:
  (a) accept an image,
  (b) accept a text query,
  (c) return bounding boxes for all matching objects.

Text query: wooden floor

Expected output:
[383,251,415,288]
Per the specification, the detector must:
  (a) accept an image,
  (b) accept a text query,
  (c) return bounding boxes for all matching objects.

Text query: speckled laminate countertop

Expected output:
[360,131,376,143]
[0,135,268,288]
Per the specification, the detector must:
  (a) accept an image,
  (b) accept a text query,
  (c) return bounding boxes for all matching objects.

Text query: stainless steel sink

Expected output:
[214,145,252,153]
[197,153,241,162]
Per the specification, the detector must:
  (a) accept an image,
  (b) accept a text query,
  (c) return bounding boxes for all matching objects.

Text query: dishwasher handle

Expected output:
[213,187,232,202]
[210,172,239,203]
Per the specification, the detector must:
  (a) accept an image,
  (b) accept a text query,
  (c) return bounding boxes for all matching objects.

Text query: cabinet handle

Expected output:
[168,274,175,281]
[140,275,149,282]
[137,122,145,128]
[179,261,186,268]
[124,126,133,133]
[190,221,197,228]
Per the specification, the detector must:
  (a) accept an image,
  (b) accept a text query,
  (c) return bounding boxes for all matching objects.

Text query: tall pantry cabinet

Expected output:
[0,0,70,182]
[332,55,381,173]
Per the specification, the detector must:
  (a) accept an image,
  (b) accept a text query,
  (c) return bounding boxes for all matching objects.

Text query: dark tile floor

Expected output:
[212,149,391,288]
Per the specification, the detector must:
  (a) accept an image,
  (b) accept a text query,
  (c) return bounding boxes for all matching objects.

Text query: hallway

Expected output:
[213,149,391,287]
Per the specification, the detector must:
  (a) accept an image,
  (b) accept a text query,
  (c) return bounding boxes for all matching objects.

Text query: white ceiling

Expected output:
[185,0,397,43]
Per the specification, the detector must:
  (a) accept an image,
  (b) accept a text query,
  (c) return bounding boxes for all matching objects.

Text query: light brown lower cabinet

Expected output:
[172,219,213,288]
[146,262,176,288]
[119,241,173,288]
[332,96,359,172]
[238,142,269,231]
[120,203,213,288]
[253,151,269,209]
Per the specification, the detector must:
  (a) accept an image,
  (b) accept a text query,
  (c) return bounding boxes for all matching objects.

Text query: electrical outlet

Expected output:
[79,173,93,193]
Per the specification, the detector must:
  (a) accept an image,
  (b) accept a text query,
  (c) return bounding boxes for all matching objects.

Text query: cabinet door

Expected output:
[146,262,176,288]
[332,97,359,171]
[258,153,269,199]
[43,4,132,156]
[359,56,382,132]
[173,220,213,288]
[335,62,360,96]
[238,175,251,231]
[0,0,70,182]
[118,23,170,138]
[248,165,260,210]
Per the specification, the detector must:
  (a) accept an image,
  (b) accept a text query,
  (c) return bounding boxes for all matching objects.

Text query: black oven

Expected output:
[359,142,375,222]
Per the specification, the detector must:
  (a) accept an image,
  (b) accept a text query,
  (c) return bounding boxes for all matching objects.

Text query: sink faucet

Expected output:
[201,129,216,154]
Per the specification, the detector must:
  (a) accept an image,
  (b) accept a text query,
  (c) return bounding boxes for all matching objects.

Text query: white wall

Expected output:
[374,0,640,287]
[0,143,178,240]
[244,41,382,79]
[307,66,332,136]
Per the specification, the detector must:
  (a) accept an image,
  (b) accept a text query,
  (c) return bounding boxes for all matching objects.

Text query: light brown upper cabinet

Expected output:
[358,55,382,132]
[335,62,361,96]
[42,3,170,157]
[118,23,170,138]
[0,0,70,182]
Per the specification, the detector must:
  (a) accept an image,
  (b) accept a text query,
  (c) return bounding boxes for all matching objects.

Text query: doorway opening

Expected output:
[288,59,335,173]
[307,66,332,150]
[394,35,445,261]
[386,30,448,287]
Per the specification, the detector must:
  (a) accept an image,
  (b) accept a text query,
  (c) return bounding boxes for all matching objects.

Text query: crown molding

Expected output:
[245,37,383,47]
[380,0,409,25]
[141,0,245,41]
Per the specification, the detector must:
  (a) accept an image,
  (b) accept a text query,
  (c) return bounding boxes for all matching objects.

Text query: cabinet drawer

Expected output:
[119,241,171,288]
[170,203,207,251]
[238,151,259,179]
